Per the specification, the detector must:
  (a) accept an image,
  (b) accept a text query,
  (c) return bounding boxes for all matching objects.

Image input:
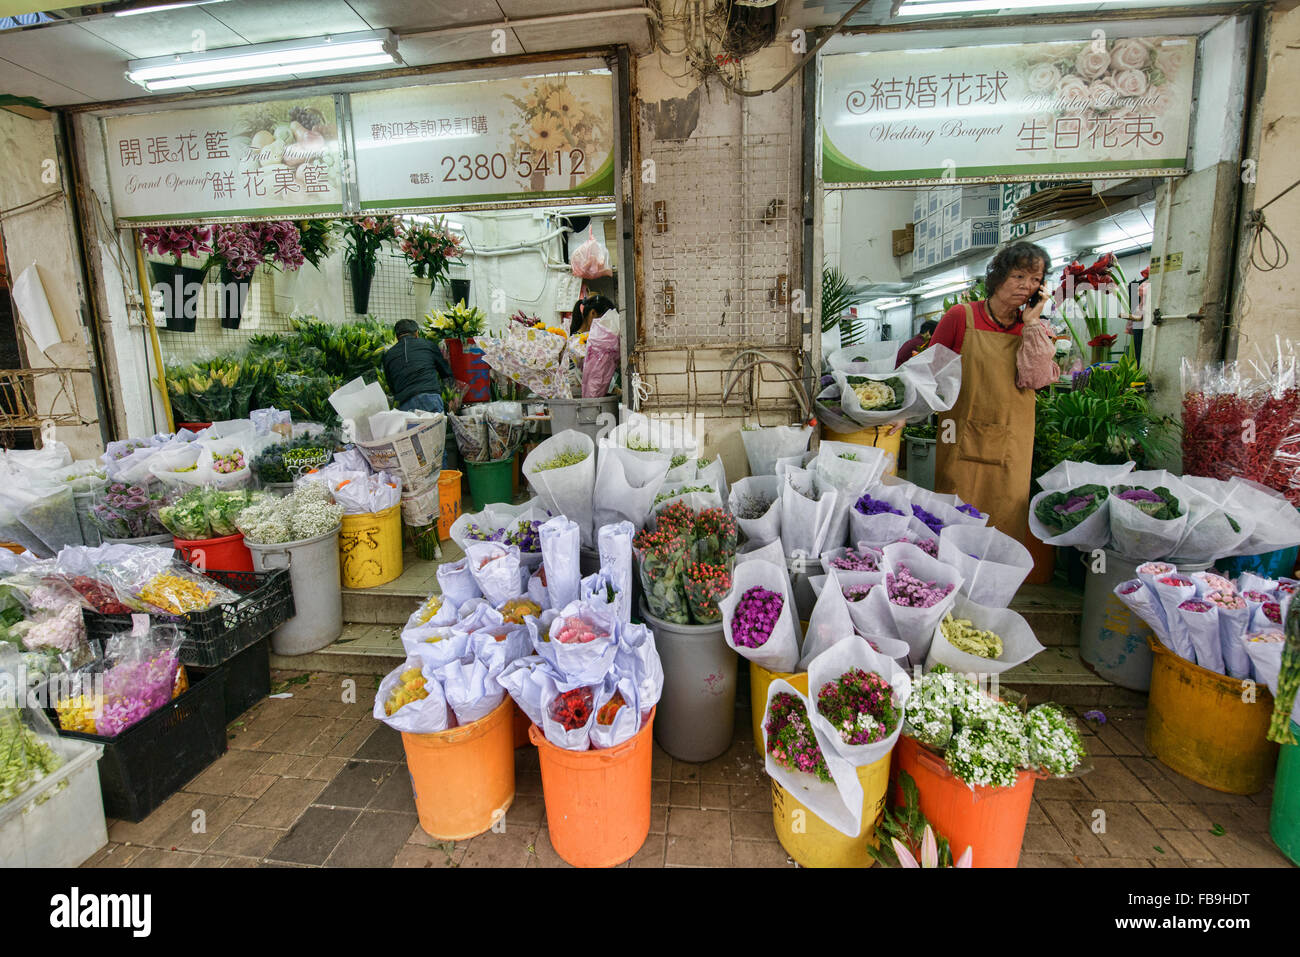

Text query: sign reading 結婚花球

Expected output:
[350,72,615,210]
[820,36,1197,185]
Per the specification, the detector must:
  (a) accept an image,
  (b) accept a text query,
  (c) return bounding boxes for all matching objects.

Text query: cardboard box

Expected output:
[926,191,941,215]
[891,223,915,257]
[913,244,928,272]
[913,194,926,222]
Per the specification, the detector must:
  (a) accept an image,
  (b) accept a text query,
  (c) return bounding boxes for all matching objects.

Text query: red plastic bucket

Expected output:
[173,532,254,572]
[892,733,1037,868]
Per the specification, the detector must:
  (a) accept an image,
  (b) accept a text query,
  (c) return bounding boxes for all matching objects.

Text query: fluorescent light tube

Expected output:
[142,54,393,90]
[1092,235,1153,255]
[871,297,910,309]
[115,0,229,16]
[897,0,1117,15]
[921,280,975,298]
[127,30,397,88]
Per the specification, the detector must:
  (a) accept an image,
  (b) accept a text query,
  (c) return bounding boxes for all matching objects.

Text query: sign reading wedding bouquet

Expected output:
[821,35,1196,184]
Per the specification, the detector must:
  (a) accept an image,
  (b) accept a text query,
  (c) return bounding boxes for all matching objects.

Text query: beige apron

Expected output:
[934,303,1036,543]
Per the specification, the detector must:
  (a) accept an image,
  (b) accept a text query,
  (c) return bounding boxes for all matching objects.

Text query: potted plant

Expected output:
[138,226,213,332]
[424,300,487,395]
[204,222,307,329]
[399,215,464,321]
[338,215,401,315]
[820,265,867,347]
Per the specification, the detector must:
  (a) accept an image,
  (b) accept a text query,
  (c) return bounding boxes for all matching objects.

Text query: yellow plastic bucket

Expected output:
[750,661,808,759]
[771,751,891,868]
[339,503,403,589]
[1146,636,1279,794]
[833,423,902,476]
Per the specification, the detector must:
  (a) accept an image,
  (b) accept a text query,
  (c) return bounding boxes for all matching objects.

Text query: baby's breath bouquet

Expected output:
[904,667,1085,789]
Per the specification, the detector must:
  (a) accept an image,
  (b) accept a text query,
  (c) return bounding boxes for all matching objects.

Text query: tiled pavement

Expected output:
[83,670,1295,869]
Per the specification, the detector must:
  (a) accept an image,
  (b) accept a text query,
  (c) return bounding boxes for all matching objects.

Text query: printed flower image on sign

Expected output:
[821,36,1196,184]
[106,95,343,223]
[351,72,615,209]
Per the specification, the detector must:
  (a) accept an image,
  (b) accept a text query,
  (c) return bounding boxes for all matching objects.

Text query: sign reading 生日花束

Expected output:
[350,72,615,210]
[104,94,345,223]
[820,36,1197,185]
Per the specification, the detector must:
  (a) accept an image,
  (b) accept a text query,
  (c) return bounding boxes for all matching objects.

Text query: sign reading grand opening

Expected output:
[821,36,1196,184]
[350,72,615,210]
[105,94,345,222]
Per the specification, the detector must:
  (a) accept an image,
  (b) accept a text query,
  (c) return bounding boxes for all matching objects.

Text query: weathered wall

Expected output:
[0,110,102,459]
[1233,2,1300,363]
[633,16,808,477]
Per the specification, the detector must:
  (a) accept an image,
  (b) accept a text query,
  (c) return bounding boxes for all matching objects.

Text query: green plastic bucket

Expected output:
[465,457,515,510]
[1271,720,1300,866]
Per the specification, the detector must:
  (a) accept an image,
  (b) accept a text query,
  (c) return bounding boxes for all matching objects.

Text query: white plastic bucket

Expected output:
[246,526,343,656]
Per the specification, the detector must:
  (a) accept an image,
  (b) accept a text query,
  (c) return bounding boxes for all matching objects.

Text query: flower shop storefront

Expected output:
[67,53,633,446]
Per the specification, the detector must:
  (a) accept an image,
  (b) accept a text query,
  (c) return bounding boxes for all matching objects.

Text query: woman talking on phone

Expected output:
[931,241,1051,544]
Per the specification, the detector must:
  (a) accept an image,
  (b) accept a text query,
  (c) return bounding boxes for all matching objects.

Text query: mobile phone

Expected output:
[1024,288,1046,308]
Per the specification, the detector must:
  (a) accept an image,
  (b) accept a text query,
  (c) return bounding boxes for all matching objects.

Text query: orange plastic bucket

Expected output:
[511,700,531,749]
[402,696,516,841]
[437,470,463,539]
[529,706,656,867]
[892,733,1037,868]
[173,532,254,572]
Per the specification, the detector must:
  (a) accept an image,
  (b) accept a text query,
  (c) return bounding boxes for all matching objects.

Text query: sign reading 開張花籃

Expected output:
[820,36,1197,185]
[104,95,345,223]
[350,72,615,210]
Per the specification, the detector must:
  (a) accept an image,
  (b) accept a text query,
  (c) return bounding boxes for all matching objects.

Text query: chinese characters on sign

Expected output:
[821,38,1196,183]
[369,116,489,140]
[105,95,343,222]
[847,72,1010,113]
[1015,114,1164,152]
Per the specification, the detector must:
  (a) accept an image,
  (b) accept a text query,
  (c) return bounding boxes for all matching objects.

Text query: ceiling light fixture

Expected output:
[920,280,975,298]
[1092,235,1153,256]
[870,297,911,310]
[896,0,1120,16]
[114,0,230,17]
[126,30,398,91]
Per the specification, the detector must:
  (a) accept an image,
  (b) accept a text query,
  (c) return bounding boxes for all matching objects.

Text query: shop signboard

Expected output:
[350,72,615,210]
[821,36,1196,185]
[104,94,345,223]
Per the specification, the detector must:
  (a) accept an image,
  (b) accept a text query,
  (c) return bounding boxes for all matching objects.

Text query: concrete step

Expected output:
[1001,645,1148,708]
[1011,581,1083,648]
[270,622,403,676]
[341,541,464,625]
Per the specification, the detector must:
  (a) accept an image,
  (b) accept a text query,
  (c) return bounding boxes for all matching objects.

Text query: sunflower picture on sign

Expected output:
[506,77,609,192]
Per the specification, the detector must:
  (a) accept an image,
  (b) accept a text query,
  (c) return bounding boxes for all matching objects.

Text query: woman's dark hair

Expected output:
[571,295,617,323]
[919,319,939,336]
[984,241,1050,298]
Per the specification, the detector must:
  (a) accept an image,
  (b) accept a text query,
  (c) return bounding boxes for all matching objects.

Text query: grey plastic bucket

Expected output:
[73,491,102,547]
[905,437,936,491]
[104,533,174,546]
[1078,548,1210,691]
[547,396,619,444]
[640,600,737,762]
[246,526,343,656]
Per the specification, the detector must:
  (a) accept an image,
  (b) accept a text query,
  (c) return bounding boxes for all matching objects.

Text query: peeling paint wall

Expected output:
[633,17,807,474]
[1235,3,1300,362]
[0,110,102,459]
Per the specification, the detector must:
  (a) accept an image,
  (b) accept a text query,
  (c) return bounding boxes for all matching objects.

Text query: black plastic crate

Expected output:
[56,668,229,823]
[192,636,270,725]
[83,568,295,668]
